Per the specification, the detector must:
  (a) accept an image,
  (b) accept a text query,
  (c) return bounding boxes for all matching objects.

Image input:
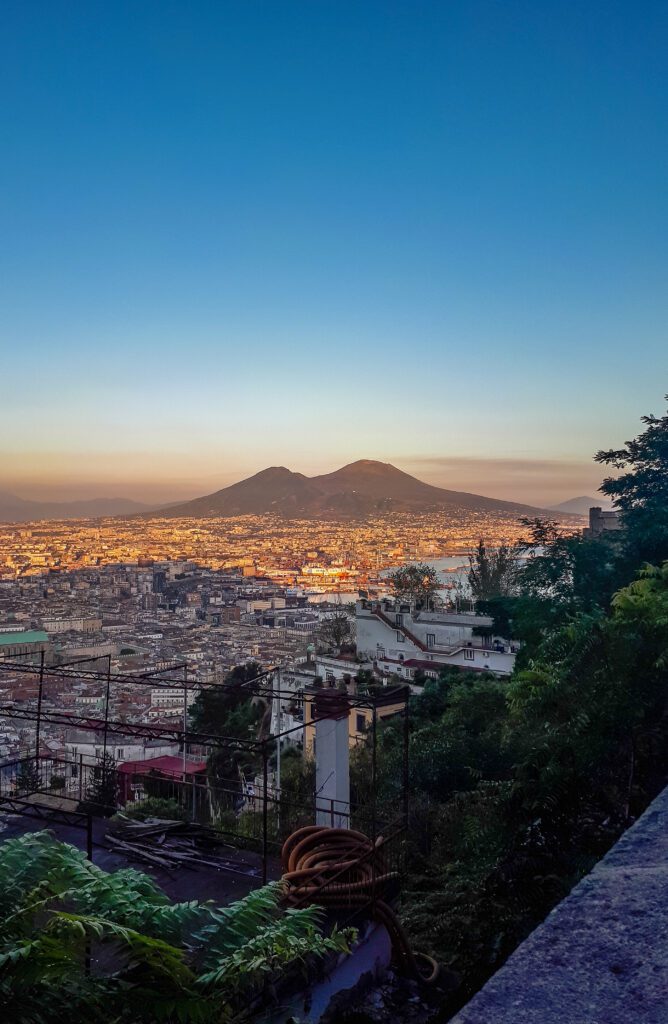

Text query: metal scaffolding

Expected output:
[0,655,410,887]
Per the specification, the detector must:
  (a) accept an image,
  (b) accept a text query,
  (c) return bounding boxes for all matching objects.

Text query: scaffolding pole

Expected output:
[34,650,45,762]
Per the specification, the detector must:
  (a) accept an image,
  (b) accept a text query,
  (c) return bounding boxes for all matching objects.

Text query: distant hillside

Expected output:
[0,490,151,523]
[549,496,612,516]
[147,460,564,521]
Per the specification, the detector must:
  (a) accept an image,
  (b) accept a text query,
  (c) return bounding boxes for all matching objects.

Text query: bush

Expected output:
[0,830,355,1021]
[118,797,190,822]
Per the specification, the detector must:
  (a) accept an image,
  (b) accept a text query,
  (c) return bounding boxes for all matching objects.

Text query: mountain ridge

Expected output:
[0,490,151,524]
[549,495,612,516]
[146,460,574,521]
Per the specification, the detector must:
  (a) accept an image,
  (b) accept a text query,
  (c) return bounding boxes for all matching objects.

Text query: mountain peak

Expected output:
[338,459,396,473]
[146,458,557,521]
[255,466,293,477]
[549,495,611,515]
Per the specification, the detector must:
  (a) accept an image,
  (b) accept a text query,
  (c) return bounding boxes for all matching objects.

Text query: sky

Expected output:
[1,1,666,507]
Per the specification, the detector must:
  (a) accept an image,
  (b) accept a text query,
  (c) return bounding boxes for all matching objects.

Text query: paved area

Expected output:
[451,787,668,1024]
[0,811,281,905]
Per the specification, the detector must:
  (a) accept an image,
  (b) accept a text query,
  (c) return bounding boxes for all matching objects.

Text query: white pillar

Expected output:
[314,692,350,828]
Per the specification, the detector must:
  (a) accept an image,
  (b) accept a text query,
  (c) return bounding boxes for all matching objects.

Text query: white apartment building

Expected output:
[150,686,197,707]
[63,731,178,765]
[356,599,517,679]
[42,616,103,634]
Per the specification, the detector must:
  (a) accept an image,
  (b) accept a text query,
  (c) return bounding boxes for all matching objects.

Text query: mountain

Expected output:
[149,460,564,521]
[0,490,151,523]
[549,496,612,516]
[151,467,322,518]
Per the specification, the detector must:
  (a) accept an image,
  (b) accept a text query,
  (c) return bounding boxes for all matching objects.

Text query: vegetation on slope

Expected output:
[362,397,668,1011]
[0,830,353,1023]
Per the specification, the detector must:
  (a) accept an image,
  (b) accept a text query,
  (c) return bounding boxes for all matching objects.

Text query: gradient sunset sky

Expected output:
[1,2,666,507]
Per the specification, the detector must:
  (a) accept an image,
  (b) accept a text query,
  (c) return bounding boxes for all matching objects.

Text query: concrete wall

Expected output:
[451,785,668,1024]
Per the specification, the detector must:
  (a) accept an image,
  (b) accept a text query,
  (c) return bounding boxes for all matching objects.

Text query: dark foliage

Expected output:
[389,400,668,1011]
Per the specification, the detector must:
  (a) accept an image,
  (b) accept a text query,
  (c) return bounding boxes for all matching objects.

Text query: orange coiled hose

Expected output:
[281,825,439,984]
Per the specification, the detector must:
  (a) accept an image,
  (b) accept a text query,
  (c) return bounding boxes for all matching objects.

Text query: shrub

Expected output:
[117,797,190,822]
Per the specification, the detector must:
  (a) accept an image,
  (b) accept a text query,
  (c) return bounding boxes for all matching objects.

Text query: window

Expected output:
[426,633,435,648]
[395,614,403,626]
[464,648,475,661]
[396,631,405,642]
[356,713,366,734]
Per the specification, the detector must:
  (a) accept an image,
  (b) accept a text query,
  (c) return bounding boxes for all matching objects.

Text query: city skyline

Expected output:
[2,2,666,507]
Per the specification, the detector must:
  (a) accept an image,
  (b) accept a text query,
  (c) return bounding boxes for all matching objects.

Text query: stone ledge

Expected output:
[450,787,668,1024]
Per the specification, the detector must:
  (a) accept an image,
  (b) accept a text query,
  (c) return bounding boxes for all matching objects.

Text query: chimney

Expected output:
[313,690,351,828]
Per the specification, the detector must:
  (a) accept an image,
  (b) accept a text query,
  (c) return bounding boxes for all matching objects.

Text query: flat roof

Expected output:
[0,630,48,645]
[118,755,207,777]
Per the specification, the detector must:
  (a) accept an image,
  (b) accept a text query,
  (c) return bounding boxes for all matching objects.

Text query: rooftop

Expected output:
[0,630,48,645]
[118,755,207,777]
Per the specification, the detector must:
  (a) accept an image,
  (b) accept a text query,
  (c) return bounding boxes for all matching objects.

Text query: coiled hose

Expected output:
[281,825,439,984]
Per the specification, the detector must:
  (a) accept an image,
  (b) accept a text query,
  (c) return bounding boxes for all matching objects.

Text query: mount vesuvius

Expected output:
[147,461,566,521]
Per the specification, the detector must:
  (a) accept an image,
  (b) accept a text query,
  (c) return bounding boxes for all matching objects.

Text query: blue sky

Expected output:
[1,1,666,505]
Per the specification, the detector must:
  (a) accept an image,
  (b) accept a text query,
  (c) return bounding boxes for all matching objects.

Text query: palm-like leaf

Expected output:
[0,832,355,1022]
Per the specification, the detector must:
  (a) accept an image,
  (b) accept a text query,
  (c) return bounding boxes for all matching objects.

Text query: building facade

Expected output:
[355,599,516,678]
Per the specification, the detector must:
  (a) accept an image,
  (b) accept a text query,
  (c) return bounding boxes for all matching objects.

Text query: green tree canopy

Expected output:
[189,661,263,736]
[386,562,440,608]
[317,611,354,651]
[596,395,668,566]
[189,662,265,811]
[79,753,118,817]
[15,758,39,796]
[468,539,519,602]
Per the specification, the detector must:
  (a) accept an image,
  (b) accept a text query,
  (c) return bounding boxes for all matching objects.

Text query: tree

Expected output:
[189,661,263,735]
[189,663,264,815]
[317,611,354,651]
[354,668,375,690]
[386,562,440,608]
[389,401,668,1008]
[516,516,620,610]
[80,753,117,816]
[467,539,519,602]
[15,758,39,795]
[596,395,668,566]
[485,516,626,660]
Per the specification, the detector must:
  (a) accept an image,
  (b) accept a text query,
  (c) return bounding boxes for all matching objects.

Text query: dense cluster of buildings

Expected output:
[0,509,538,581]
[1,506,593,792]
[0,560,519,777]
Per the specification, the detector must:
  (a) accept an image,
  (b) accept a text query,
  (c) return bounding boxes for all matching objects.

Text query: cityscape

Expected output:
[1,3,666,1024]
[1,493,574,764]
